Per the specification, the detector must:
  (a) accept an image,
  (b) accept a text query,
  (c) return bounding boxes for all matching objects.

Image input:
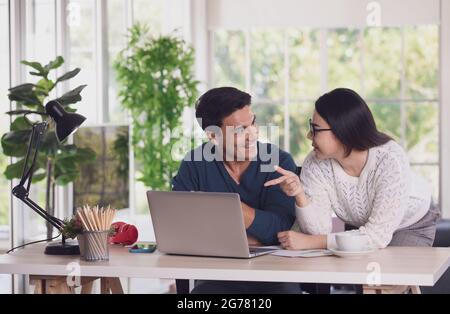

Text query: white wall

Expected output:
[207,0,440,29]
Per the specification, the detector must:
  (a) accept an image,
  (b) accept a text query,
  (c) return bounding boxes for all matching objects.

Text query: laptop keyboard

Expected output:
[249,247,276,254]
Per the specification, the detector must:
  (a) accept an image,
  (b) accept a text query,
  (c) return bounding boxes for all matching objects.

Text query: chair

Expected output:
[421,218,450,293]
[176,279,190,294]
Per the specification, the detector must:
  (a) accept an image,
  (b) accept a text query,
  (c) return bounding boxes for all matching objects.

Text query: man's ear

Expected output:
[206,131,218,145]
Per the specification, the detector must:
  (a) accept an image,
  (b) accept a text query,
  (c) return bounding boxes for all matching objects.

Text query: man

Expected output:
[172,87,300,294]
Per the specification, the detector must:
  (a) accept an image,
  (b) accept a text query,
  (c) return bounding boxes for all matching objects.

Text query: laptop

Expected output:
[146,191,277,258]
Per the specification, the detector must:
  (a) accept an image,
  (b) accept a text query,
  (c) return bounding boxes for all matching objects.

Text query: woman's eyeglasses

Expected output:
[309,118,332,137]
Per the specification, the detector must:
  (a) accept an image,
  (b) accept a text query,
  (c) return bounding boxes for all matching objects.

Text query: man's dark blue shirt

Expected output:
[171,142,297,245]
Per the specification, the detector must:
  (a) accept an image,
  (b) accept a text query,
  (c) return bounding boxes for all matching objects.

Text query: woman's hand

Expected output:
[277,231,327,250]
[264,166,303,196]
[264,166,310,207]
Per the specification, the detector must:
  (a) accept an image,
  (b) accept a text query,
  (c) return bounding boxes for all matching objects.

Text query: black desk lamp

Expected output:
[12,100,86,255]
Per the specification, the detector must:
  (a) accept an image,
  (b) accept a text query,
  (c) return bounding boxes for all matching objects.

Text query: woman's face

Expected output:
[307,110,344,160]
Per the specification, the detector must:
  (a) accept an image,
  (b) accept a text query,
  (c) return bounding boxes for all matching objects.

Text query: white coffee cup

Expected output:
[335,232,371,252]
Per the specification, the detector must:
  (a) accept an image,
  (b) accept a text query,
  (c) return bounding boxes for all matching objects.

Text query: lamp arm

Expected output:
[18,122,47,187]
[12,121,66,233]
[21,195,64,231]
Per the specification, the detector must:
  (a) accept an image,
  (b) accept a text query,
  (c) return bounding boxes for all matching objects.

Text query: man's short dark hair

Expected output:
[195,87,251,130]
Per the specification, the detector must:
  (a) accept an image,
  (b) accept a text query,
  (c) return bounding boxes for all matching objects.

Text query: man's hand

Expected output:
[247,235,262,246]
[241,202,255,228]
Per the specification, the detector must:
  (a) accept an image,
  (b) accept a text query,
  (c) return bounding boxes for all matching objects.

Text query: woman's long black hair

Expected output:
[315,88,392,156]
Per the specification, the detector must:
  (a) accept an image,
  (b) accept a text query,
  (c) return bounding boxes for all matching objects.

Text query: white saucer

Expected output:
[329,247,376,258]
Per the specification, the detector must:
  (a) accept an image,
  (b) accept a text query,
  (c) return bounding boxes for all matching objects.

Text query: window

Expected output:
[107,0,129,124]
[133,0,163,32]
[67,0,97,124]
[0,0,12,294]
[2,0,171,293]
[22,0,57,242]
[0,0,10,251]
[213,26,439,203]
[73,126,129,210]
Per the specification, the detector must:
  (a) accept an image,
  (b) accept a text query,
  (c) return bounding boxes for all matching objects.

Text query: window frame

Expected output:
[205,0,447,216]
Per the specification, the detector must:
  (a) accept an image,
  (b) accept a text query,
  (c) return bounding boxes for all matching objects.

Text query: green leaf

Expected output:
[56,68,81,83]
[8,83,35,93]
[55,85,87,106]
[8,85,42,106]
[56,158,77,172]
[6,109,43,116]
[11,116,32,131]
[40,131,59,155]
[74,147,96,162]
[64,107,77,113]
[32,171,47,183]
[44,56,64,71]
[1,135,27,157]
[60,144,78,154]
[55,172,78,185]
[4,158,25,180]
[36,78,54,93]
[29,71,45,77]
[2,129,31,143]
[21,60,46,75]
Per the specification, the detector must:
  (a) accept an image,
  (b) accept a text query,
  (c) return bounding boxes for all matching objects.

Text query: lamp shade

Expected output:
[45,100,86,142]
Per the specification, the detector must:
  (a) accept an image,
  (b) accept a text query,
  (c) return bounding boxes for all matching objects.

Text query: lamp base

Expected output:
[45,241,80,255]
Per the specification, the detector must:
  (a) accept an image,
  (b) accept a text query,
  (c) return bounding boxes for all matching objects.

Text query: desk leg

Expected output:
[30,276,74,294]
[46,278,73,294]
[363,285,421,294]
[29,275,123,294]
[100,277,124,294]
[80,277,98,294]
[31,278,44,294]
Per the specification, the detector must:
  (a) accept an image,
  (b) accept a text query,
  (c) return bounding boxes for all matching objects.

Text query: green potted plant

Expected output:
[114,24,199,190]
[1,56,96,238]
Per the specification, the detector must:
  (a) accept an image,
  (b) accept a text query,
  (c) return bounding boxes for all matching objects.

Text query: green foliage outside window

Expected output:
[213,26,439,198]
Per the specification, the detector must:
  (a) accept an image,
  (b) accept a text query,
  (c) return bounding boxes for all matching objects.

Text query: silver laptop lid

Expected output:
[147,191,252,258]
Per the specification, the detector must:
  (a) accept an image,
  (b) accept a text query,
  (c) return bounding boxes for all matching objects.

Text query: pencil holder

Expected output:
[80,231,109,261]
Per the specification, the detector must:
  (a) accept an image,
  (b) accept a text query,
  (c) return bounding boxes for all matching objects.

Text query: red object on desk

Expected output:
[109,221,138,245]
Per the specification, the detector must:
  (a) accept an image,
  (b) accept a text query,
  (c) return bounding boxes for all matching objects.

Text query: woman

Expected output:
[265,88,440,250]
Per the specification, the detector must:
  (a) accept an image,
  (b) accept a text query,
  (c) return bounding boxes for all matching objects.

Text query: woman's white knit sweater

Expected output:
[293,140,431,249]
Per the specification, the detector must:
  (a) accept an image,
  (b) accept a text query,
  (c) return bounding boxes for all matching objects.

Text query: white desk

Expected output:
[1,244,449,293]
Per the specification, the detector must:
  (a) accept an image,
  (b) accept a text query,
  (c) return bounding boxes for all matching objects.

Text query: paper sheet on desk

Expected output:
[259,246,333,258]
[271,249,333,257]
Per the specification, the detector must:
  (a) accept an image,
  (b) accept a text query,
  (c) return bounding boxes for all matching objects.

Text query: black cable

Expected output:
[6,233,61,254]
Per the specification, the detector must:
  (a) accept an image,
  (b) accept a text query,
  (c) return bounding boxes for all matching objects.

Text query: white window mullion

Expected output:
[95,0,109,123]
[9,0,27,294]
[359,27,365,96]
[400,27,407,148]
[439,0,450,216]
[319,28,328,94]
[126,0,133,29]
[190,0,208,92]
[283,30,290,152]
[54,0,73,221]
[245,29,251,93]
[127,0,135,220]
[207,29,214,90]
